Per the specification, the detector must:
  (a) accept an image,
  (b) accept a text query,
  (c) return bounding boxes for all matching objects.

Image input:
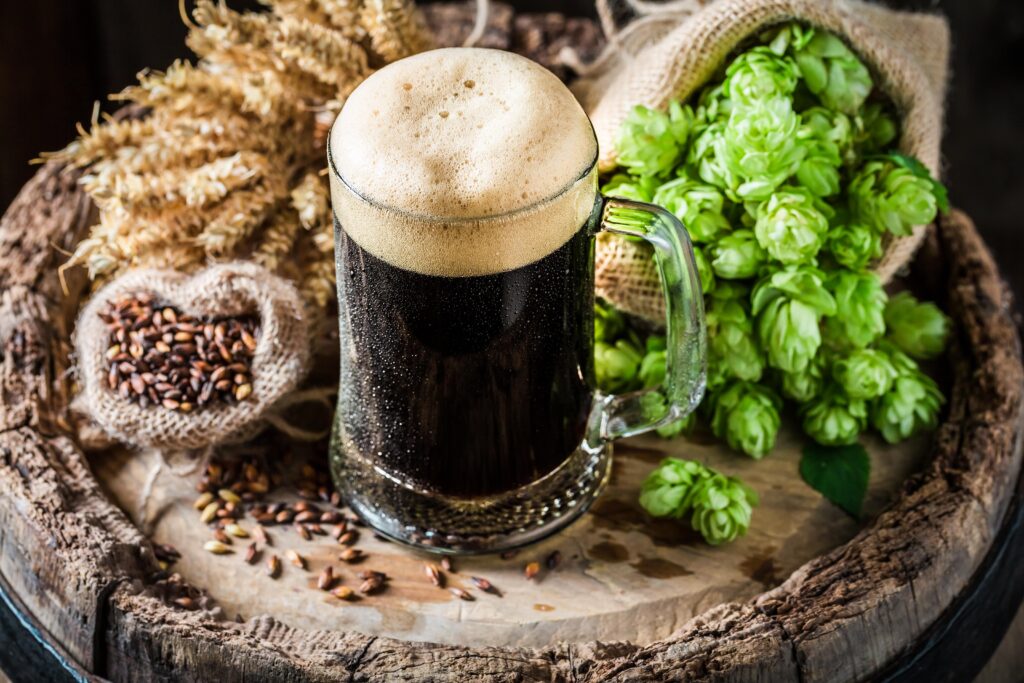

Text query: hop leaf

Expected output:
[752,267,836,373]
[793,32,873,114]
[601,172,659,203]
[832,348,898,399]
[653,178,731,243]
[800,442,870,517]
[719,97,805,201]
[826,222,882,271]
[710,381,782,458]
[780,352,828,403]
[707,283,764,383]
[870,348,945,443]
[595,339,642,393]
[639,458,758,545]
[693,244,715,294]
[849,160,939,236]
[723,47,800,106]
[710,229,766,279]
[801,385,868,446]
[753,186,832,264]
[616,100,694,177]
[884,291,951,360]
[822,270,887,349]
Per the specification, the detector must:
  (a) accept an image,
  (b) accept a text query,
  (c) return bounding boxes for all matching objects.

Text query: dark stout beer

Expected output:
[330,47,603,519]
[328,47,703,550]
[334,221,595,498]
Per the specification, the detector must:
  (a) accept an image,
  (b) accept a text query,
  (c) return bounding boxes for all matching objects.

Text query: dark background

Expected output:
[1,0,1022,292]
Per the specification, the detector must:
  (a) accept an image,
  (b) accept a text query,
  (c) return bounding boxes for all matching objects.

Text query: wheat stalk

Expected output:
[50,0,437,325]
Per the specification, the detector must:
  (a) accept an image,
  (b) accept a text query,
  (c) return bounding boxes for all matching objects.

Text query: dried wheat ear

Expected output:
[45,0,435,323]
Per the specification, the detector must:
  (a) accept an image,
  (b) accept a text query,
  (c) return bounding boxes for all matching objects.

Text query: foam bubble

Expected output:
[329,47,598,277]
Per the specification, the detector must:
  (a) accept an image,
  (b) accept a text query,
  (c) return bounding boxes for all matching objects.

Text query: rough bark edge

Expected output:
[0,161,158,672]
[98,224,1023,680]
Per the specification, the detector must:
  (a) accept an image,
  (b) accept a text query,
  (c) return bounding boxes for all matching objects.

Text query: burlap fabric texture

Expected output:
[573,0,950,323]
[74,262,312,451]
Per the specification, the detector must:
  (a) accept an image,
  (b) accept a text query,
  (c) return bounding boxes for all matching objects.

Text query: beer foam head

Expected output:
[329,47,598,277]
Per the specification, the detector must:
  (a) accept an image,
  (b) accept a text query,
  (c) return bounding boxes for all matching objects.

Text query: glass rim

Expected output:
[326,128,600,225]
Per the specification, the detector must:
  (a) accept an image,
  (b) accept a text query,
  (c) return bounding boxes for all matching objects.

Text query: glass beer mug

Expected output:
[328,47,706,554]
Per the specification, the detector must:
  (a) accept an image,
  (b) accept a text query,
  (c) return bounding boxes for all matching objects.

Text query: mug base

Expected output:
[331,439,612,556]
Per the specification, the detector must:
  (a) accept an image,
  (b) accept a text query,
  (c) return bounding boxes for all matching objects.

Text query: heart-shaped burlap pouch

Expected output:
[73,262,312,451]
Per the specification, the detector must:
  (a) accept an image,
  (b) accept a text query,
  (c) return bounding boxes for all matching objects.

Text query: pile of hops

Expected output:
[594,23,950,457]
[48,0,434,317]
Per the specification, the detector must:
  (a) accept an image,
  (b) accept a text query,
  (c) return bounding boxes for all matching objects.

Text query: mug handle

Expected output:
[592,196,707,441]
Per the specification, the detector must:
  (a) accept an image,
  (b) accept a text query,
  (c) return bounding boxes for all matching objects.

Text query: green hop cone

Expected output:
[752,267,837,373]
[849,160,939,237]
[853,103,898,157]
[594,299,626,344]
[723,46,800,105]
[689,473,758,545]
[707,283,764,383]
[792,31,873,115]
[801,106,855,163]
[832,348,898,399]
[693,83,732,126]
[639,336,687,428]
[796,139,842,198]
[780,352,828,403]
[689,120,736,191]
[616,100,694,177]
[693,244,715,294]
[639,459,757,545]
[601,172,659,203]
[652,178,731,243]
[638,392,694,439]
[870,346,944,443]
[639,349,666,389]
[753,187,833,264]
[884,291,950,360]
[823,269,887,349]
[710,381,782,458]
[595,339,642,393]
[794,108,849,197]
[709,229,766,279]
[763,22,815,57]
[801,386,868,445]
[639,457,709,518]
[719,97,805,201]
[826,222,882,271]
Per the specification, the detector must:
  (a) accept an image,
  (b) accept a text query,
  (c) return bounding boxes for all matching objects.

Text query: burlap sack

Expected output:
[74,262,312,451]
[575,0,950,323]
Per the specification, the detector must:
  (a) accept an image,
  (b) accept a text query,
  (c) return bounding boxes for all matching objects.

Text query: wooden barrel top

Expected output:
[2,8,1023,683]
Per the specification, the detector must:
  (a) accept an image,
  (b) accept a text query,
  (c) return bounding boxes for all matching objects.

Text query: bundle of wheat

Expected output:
[47,0,435,319]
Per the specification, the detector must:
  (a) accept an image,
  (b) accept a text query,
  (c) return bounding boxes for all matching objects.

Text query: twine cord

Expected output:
[463,0,490,47]
[263,385,337,441]
[138,447,210,534]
